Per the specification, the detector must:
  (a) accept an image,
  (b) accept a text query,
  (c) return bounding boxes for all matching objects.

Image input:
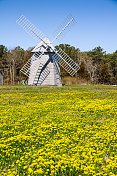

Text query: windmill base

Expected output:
[27,38,62,86]
[28,53,62,86]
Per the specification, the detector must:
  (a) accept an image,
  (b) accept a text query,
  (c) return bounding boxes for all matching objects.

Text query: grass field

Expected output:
[0,85,117,176]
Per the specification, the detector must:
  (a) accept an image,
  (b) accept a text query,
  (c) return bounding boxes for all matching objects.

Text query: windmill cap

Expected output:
[32,37,55,53]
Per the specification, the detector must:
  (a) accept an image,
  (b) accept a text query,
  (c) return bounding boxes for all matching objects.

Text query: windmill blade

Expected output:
[52,14,76,43]
[20,52,43,77]
[20,57,31,77]
[16,15,47,45]
[52,47,80,76]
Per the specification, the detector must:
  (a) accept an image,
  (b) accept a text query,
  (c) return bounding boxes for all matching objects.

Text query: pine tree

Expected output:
[77,61,90,80]
[98,63,110,84]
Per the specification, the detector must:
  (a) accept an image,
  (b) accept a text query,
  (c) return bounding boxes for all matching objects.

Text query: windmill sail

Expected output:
[20,58,31,77]
[20,52,43,77]
[52,14,76,43]
[16,15,47,45]
[53,47,80,76]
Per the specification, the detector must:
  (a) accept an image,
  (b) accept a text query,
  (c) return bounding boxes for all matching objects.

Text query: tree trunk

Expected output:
[12,60,15,85]
[10,64,12,84]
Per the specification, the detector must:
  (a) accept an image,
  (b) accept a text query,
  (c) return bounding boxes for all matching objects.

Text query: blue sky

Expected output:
[0,0,117,53]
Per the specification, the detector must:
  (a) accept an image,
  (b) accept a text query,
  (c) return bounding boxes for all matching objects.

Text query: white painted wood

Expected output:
[28,38,62,86]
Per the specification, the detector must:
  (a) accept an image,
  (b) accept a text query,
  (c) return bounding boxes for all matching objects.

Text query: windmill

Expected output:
[16,14,80,86]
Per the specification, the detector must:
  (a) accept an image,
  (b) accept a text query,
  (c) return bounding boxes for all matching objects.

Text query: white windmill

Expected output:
[16,14,80,86]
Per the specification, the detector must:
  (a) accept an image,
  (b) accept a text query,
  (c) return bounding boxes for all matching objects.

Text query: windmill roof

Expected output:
[32,37,55,53]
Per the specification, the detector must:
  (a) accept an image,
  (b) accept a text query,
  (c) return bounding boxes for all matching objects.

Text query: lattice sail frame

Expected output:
[16,14,80,78]
[16,15,46,45]
[20,52,43,76]
[52,14,76,43]
[53,48,80,76]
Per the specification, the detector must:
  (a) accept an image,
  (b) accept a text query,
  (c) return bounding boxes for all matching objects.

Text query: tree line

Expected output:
[0,44,117,85]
